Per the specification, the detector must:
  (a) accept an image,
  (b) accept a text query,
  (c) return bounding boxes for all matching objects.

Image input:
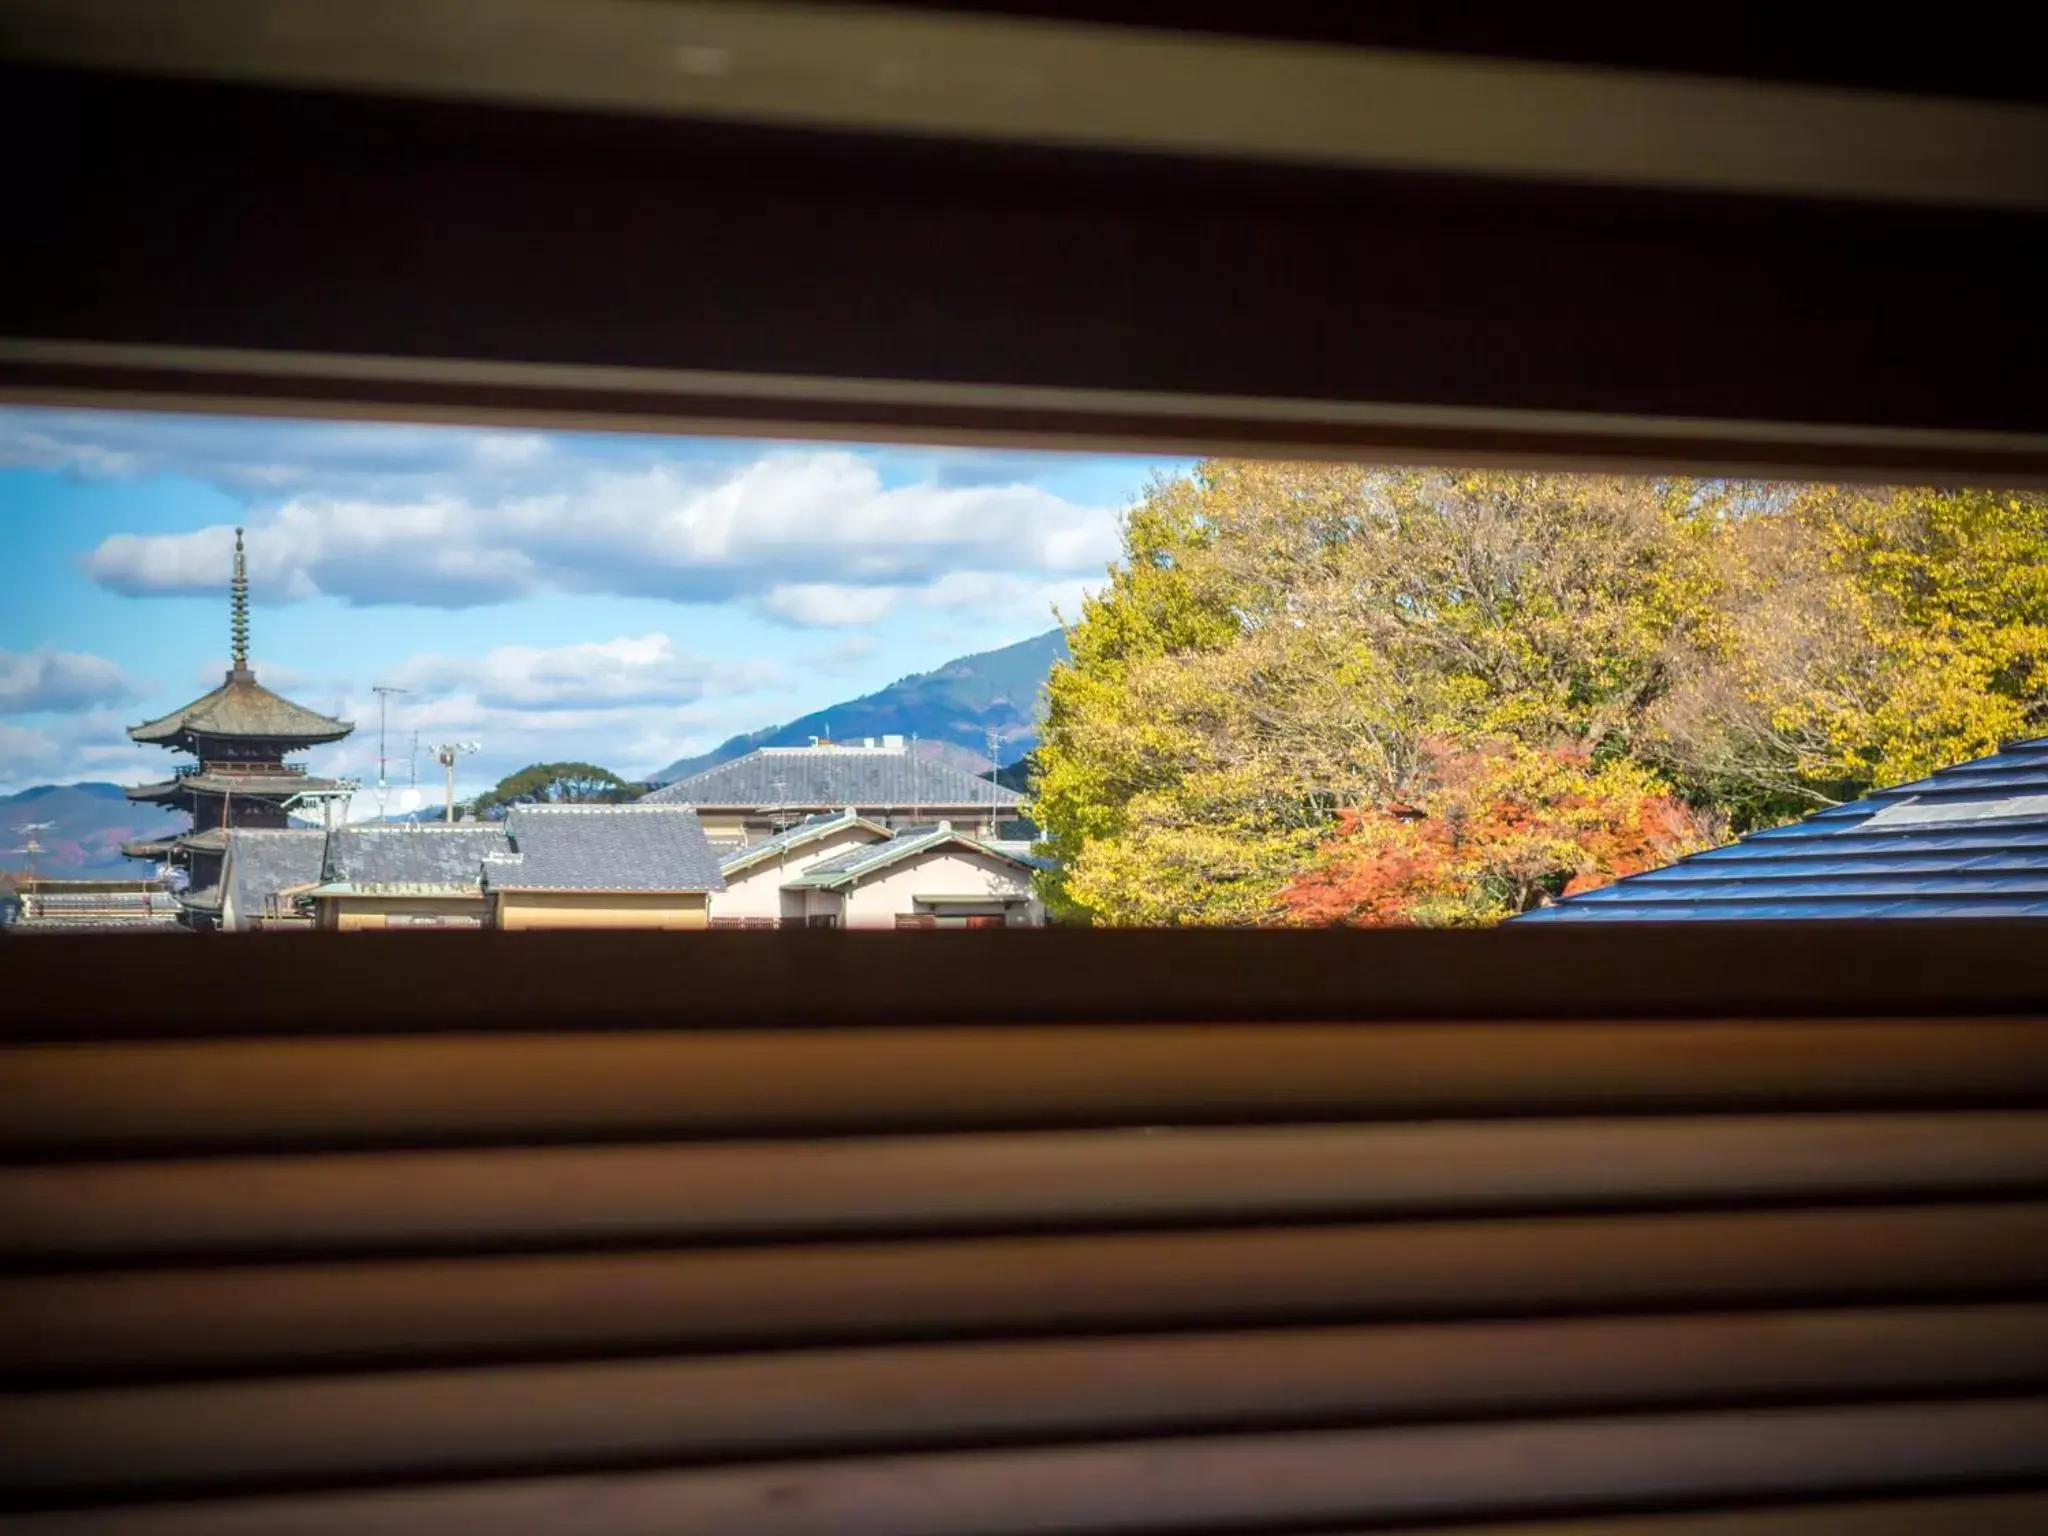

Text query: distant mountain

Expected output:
[0,782,180,877]
[654,628,1069,785]
[986,751,1038,795]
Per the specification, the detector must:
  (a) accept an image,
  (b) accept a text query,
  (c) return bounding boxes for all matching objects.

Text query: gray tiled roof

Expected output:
[130,669,352,747]
[787,827,1038,890]
[1520,735,2048,922]
[323,824,509,892]
[224,829,325,921]
[7,913,185,931]
[644,747,1022,812]
[11,886,184,930]
[488,805,725,893]
[718,810,893,874]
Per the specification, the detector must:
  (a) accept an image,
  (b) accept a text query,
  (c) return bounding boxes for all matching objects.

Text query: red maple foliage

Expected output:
[1279,738,1714,926]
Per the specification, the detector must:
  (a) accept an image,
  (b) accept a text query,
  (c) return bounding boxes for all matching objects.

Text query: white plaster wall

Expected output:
[838,847,1042,928]
[708,826,887,920]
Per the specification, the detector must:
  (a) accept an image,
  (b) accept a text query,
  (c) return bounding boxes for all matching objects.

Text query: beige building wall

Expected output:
[319,895,489,931]
[711,825,888,921]
[800,887,844,926]
[834,847,1042,928]
[494,891,710,931]
[694,812,752,849]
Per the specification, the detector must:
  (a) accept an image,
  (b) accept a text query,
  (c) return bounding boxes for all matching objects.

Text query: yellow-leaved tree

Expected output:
[1033,465,2047,925]
[1648,485,2048,817]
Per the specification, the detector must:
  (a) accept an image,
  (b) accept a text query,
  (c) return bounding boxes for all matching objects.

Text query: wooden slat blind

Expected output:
[9,1020,2048,1153]
[4,931,2046,1532]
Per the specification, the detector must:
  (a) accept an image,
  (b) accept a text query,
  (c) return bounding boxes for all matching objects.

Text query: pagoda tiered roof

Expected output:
[126,527,352,753]
[120,529,359,930]
[127,768,351,804]
[128,669,351,750]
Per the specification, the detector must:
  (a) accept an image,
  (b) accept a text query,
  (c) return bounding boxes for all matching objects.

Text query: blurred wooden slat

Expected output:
[8,1021,2048,1153]
[14,0,2048,211]
[10,1399,2048,1535]
[1325,1491,2048,1535]
[8,1305,2047,1495]
[9,1113,2048,1261]
[8,1204,2046,1378]
[8,928,2048,1040]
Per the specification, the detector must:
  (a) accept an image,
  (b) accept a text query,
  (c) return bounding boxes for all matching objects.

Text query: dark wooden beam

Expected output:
[6,65,2045,473]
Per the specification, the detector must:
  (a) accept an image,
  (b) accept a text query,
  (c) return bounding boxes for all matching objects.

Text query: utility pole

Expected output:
[985,727,1001,837]
[370,685,409,819]
[432,742,480,822]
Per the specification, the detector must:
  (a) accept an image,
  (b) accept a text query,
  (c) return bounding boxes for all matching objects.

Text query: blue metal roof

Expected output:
[1518,736,2048,922]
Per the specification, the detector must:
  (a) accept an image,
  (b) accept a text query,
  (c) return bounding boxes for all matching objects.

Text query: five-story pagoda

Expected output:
[123,529,355,928]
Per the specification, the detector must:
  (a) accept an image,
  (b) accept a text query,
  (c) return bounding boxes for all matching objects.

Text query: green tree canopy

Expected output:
[470,762,645,820]
[1033,464,2047,926]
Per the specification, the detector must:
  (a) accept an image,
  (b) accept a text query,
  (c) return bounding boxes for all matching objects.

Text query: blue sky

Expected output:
[0,408,1179,803]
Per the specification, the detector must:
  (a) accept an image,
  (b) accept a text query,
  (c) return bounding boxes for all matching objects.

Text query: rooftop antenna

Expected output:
[911,732,920,823]
[431,742,480,823]
[9,821,55,886]
[370,685,409,819]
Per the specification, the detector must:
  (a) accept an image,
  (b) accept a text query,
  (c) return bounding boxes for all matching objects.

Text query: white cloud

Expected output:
[0,722,59,782]
[915,570,1098,628]
[382,634,785,712]
[758,583,902,628]
[0,648,142,713]
[81,449,1121,619]
[806,635,880,677]
[193,656,325,691]
[88,504,535,607]
[0,638,788,796]
[0,408,573,501]
[284,635,801,793]
[0,707,170,795]
[311,689,746,799]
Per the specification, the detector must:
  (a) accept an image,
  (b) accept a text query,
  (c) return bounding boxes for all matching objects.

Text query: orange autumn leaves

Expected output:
[1277,738,1714,927]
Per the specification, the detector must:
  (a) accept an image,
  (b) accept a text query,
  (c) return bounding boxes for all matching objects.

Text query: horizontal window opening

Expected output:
[3,406,2042,935]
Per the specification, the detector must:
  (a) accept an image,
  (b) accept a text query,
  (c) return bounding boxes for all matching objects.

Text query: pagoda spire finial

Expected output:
[230,526,250,674]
